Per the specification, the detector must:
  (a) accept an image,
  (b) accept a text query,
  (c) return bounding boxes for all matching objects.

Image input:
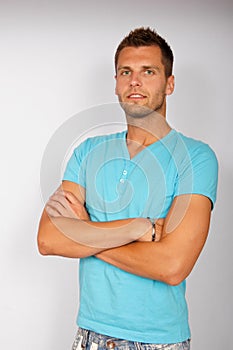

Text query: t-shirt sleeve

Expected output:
[62,140,88,188]
[174,143,219,209]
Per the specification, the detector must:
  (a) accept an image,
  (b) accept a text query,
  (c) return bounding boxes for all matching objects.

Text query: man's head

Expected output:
[114,28,175,119]
[115,27,174,79]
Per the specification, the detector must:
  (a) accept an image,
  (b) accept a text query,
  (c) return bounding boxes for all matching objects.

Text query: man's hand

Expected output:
[46,188,165,242]
[45,188,89,220]
[137,218,165,242]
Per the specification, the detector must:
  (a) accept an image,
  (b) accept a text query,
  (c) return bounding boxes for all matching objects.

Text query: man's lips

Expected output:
[127,93,146,100]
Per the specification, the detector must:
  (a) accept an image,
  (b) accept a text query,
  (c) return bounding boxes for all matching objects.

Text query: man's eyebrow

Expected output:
[117,66,131,71]
[142,65,160,71]
[117,65,161,71]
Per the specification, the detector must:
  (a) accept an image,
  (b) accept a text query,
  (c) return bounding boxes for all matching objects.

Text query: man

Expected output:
[38,28,218,350]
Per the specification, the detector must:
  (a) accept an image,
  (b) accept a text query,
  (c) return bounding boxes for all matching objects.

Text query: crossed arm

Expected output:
[37,180,212,285]
[96,193,211,285]
[37,180,154,258]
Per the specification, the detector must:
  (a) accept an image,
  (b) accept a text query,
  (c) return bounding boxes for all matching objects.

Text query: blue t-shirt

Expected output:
[63,129,218,343]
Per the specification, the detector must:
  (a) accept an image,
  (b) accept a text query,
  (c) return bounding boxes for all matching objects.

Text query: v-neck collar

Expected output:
[121,129,176,161]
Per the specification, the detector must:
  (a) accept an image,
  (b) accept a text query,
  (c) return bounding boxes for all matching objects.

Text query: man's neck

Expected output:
[126,112,171,147]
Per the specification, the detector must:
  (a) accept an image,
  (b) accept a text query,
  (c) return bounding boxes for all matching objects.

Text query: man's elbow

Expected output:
[37,233,54,256]
[37,242,48,256]
[165,273,185,286]
[37,223,93,259]
[37,237,51,255]
[158,260,187,286]
[37,221,56,256]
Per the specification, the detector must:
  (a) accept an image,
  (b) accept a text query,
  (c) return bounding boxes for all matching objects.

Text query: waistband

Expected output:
[77,327,190,350]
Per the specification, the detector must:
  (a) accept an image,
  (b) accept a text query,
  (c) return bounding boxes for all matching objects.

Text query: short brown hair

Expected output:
[115,27,174,78]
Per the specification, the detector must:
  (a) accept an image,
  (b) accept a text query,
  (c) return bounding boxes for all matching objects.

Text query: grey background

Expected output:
[0,0,232,349]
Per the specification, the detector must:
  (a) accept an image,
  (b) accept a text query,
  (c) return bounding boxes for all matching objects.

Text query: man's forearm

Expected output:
[95,195,212,286]
[37,211,152,258]
[50,216,151,248]
[95,240,174,283]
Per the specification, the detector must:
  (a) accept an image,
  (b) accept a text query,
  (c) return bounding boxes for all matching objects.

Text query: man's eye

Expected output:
[122,71,131,76]
[145,70,154,75]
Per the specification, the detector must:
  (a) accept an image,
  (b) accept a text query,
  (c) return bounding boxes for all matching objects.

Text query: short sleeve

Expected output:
[62,140,89,188]
[174,143,219,209]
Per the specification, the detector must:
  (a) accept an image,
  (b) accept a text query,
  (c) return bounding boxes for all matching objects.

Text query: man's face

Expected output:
[115,46,174,118]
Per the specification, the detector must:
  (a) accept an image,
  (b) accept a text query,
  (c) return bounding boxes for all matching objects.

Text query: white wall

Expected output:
[1,0,232,349]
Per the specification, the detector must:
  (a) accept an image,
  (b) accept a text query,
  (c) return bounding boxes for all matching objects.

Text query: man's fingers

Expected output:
[50,193,70,209]
[64,191,81,205]
[50,193,77,214]
[46,199,68,217]
[46,191,76,217]
[48,189,86,219]
[46,204,62,218]
[55,189,81,205]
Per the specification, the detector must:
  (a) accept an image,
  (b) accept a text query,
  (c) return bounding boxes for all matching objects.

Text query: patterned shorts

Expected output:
[71,328,190,350]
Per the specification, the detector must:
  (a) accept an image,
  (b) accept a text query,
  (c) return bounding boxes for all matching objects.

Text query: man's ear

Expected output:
[165,75,175,96]
[114,75,118,95]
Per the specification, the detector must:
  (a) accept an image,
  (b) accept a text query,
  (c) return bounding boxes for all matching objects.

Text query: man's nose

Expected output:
[130,72,142,87]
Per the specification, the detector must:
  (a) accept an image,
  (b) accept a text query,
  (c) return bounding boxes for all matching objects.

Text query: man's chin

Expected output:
[120,102,153,119]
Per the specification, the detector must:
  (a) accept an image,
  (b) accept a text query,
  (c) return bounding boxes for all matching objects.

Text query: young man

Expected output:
[38,28,218,350]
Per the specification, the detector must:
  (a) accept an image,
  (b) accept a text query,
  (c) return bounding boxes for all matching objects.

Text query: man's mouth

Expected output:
[127,93,146,100]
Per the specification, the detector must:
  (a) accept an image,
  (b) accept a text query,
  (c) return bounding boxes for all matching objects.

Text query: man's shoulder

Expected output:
[174,130,216,157]
[171,131,218,176]
[74,130,126,153]
[88,130,126,144]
